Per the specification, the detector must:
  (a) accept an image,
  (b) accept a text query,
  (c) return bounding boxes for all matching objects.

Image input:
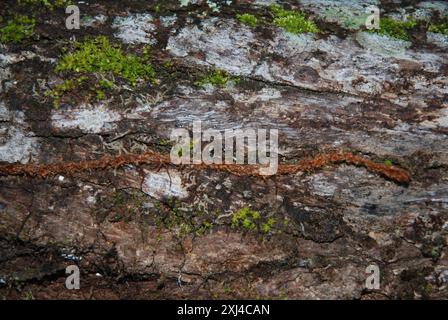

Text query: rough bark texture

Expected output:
[0,0,448,299]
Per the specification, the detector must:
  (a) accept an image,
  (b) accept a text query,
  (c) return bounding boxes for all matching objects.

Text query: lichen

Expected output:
[322,6,368,30]
[298,0,379,31]
[356,31,411,57]
[112,14,157,45]
[427,31,448,48]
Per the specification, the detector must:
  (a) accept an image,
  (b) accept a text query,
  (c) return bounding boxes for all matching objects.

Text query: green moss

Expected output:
[48,36,156,107]
[384,159,393,167]
[237,13,258,28]
[18,0,71,10]
[56,36,156,86]
[231,207,261,230]
[421,237,445,262]
[195,221,213,236]
[223,286,234,294]
[158,138,173,146]
[45,76,87,108]
[109,190,147,223]
[196,69,238,88]
[429,22,448,35]
[372,17,417,41]
[163,60,174,69]
[261,217,276,233]
[95,89,106,100]
[426,243,444,262]
[422,283,433,297]
[0,15,35,44]
[270,4,319,34]
[153,198,217,239]
[22,289,34,300]
[99,78,114,89]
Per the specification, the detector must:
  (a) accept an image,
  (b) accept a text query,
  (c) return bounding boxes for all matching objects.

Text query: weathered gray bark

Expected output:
[0,0,447,299]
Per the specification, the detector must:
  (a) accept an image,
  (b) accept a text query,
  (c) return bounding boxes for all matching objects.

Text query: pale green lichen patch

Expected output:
[324,7,367,30]
[298,0,379,31]
[356,31,411,57]
[417,1,448,19]
[427,31,448,48]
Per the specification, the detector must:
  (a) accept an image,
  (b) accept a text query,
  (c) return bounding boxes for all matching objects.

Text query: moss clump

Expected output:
[158,138,173,146]
[261,217,276,233]
[56,36,156,85]
[373,17,416,41]
[231,207,261,230]
[48,36,156,107]
[108,190,147,223]
[23,289,35,300]
[152,198,217,239]
[421,234,445,262]
[429,22,448,35]
[237,13,258,28]
[196,69,238,88]
[18,0,71,10]
[0,15,35,44]
[384,159,393,167]
[46,75,117,108]
[270,4,319,34]
[45,76,87,108]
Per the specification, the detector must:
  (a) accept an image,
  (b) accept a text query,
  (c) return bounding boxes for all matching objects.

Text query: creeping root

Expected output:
[0,150,411,184]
